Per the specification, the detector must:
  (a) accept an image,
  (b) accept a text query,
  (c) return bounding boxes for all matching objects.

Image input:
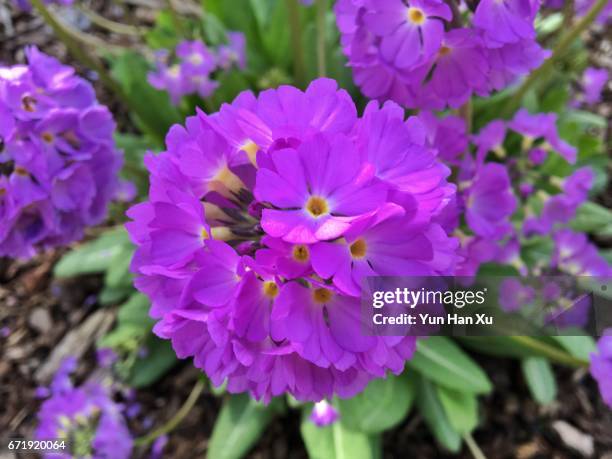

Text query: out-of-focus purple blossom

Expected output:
[334,0,547,109]
[0,47,122,259]
[127,79,458,402]
[524,167,594,237]
[472,120,506,164]
[528,148,547,165]
[12,0,73,12]
[0,326,10,338]
[310,400,339,427]
[150,435,168,459]
[581,67,609,104]
[509,109,576,164]
[96,348,118,368]
[464,163,517,240]
[519,182,534,198]
[35,357,132,459]
[419,111,468,163]
[499,278,535,312]
[545,292,591,329]
[217,32,247,70]
[114,179,137,203]
[590,332,612,408]
[552,229,612,276]
[576,0,612,24]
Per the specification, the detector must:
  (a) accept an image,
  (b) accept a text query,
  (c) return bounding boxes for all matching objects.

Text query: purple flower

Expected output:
[509,109,576,163]
[581,67,609,105]
[552,229,612,276]
[334,0,545,110]
[464,163,517,240]
[217,32,247,70]
[127,78,458,402]
[0,47,122,259]
[499,278,535,312]
[96,347,118,368]
[35,358,132,459]
[12,0,73,11]
[419,111,468,163]
[362,0,452,70]
[310,400,339,427]
[472,119,506,164]
[590,332,612,408]
[473,0,536,47]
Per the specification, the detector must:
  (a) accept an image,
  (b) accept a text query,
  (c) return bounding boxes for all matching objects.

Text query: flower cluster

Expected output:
[148,35,246,105]
[127,78,459,402]
[591,332,612,409]
[12,0,73,11]
[35,357,133,459]
[0,47,122,259]
[572,67,609,106]
[334,0,550,109]
[545,0,612,25]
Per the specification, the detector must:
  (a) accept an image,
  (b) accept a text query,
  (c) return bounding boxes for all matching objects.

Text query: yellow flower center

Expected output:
[14,166,29,176]
[240,139,259,166]
[438,45,452,57]
[263,281,279,299]
[292,244,310,262]
[306,196,329,218]
[41,132,54,143]
[407,7,426,25]
[313,287,333,304]
[349,239,367,259]
[200,228,209,241]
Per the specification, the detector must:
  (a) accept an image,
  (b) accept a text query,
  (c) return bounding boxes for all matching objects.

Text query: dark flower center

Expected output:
[350,239,367,259]
[306,196,329,217]
[292,244,310,262]
[407,7,425,25]
[21,95,37,113]
[313,287,333,304]
[263,281,279,299]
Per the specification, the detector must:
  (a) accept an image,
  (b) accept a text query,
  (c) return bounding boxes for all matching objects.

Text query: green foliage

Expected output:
[336,372,415,434]
[300,410,382,459]
[208,394,282,459]
[416,377,462,453]
[110,51,181,143]
[521,357,557,405]
[436,386,479,434]
[408,337,493,394]
[54,227,131,278]
[129,335,178,388]
[99,293,153,349]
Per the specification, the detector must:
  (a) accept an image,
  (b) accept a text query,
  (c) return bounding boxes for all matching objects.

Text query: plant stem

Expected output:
[77,5,145,36]
[134,378,205,447]
[286,0,306,87]
[315,0,327,77]
[504,0,608,116]
[29,0,128,104]
[509,336,589,368]
[459,99,473,133]
[463,433,487,459]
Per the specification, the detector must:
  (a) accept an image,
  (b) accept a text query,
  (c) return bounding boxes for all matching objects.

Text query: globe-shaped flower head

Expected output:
[0,47,122,258]
[127,78,459,402]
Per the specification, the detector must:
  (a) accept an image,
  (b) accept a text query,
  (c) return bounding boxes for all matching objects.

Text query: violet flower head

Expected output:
[464,163,517,240]
[310,400,339,427]
[0,47,122,259]
[127,78,459,402]
[581,67,609,105]
[499,278,535,312]
[552,229,612,276]
[334,0,547,109]
[509,109,577,164]
[35,357,132,459]
[12,0,73,12]
[217,32,247,70]
[590,332,612,408]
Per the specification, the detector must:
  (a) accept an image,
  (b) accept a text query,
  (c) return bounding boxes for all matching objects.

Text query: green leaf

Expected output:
[416,377,461,453]
[129,335,178,388]
[208,394,280,459]
[408,337,492,394]
[521,357,557,405]
[337,372,415,433]
[54,227,130,278]
[104,243,134,289]
[110,51,181,142]
[99,293,153,348]
[300,412,382,459]
[570,202,612,234]
[553,335,596,362]
[459,336,551,359]
[436,386,478,434]
[562,110,607,129]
